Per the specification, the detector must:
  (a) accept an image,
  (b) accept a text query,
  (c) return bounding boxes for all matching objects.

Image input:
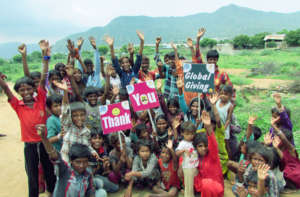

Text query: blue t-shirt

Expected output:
[47,115,62,151]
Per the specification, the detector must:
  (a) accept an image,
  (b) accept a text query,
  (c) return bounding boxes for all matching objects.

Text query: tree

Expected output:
[29,51,42,62]
[52,53,67,60]
[200,38,217,48]
[233,35,251,49]
[285,29,300,47]
[0,58,6,66]
[98,45,109,55]
[13,54,22,63]
[120,45,127,53]
[250,32,269,49]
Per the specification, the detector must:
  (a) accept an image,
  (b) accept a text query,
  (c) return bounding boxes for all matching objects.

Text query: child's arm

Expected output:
[110,86,120,104]
[18,44,30,77]
[272,136,283,159]
[132,31,144,74]
[105,36,122,76]
[208,94,222,128]
[246,116,257,140]
[202,110,213,136]
[66,65,83,102]
[176,77,189,114]
[100,56,106,78]
[195,28,206,63]
[273,93,293,130]
[0,73,13,100]
[224,104,234,131]
[171,42,179,62]
[137,31,144,56]
[89,36,101,76]
[100,72,111,105]
[187,38,196,60]
[39,40,50,89]
[124,179,134,197]
[167,139,178,170]
[128,43,134,67]
[257,164,270,197]
[36,124,59,160]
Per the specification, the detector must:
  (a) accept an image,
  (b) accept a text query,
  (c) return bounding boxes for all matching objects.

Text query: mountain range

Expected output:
[1,4,300,58]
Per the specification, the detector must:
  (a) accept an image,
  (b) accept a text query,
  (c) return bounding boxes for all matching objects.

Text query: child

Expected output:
[175,121,199,197]
[155,115,175,149]
[0,40,56,196]
[47,69,63,96]
[46,94,64,151]
[160,97,184,127]
[149,140,180,197]
[108,133,133,184]
[36,124,96,197]
[58,81,99,163]
[124,139,161,197]
[193,111,224,197]
[105,31,144,88]
[73,68,87,96]
[138,56,156,81]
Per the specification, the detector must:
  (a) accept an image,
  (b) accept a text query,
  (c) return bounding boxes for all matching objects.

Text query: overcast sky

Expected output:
[1,0,299,43]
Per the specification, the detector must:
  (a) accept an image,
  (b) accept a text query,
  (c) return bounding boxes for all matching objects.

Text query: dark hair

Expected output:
[167,98,180,109]
[136,139,153,153]
[193,132,208,147]
[90,127,104,138]
[155,114,168,123]
[83,86,99,99]
[30,71,41,79]
[69,143,91,161]
[142,56,150,63]
[84,59,93,66]
[250,145,271,165]
[135,123,148,138]
[48,69,61,80]
[281,128,294,144]
[46,94,63,108]
[54,63,65,71]
[206,50,219,59]
[14,77,35,92]
[181,121,196,134]
[271,107,280,115]
[119,56,129,64]
[221,85,234,95]
[70,101,86,114]
[164,54,169,60]
[179,56,186,60]
[246,170,270,187]
[168,52,176,59]
[110,133,119,146]
[252,126,262,140]
[270,147,280,169]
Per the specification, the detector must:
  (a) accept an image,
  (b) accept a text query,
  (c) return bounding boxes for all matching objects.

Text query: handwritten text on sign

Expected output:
[126,80,160,111]
[99,101,132,134]
[183,63,215,93]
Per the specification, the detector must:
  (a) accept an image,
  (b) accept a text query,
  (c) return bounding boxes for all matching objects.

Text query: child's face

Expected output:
[247,182,259,197]
[139,111,148,121]
[207,57,218,65]
[91,135,104,150]
[160,147,171,163]
[138,145,151,161]
[240,143,247,155]
[140,130,150,140]
[157,118,168,133]
[182,130,194,142]
[73,69,82,82]
[251,153,266,170]
[71,157,89,174]
[18,83,34,103]
[168,105,178,115]
[58,66,66,78]
[86,64,94,74]
[71,110,86,128]
[164,57,169,65]
[141,59,150,72]
[32,77,41,90]
[109,66,116,77]
[121,58,130,72]
[272,112,279,119]
[115,137,125,152]
[50,74,61,85]
[87,93,98,106]
[168,57,175,68]
[51,102,62,117]
[219,90,231,103]
[191,101,198,116]
[196,142,208,157]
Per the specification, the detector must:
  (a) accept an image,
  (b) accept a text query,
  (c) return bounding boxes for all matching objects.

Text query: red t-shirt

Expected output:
[9,86,47,142]
[138,70,156,82]
[158,158,180,190]
[194,132,224,193]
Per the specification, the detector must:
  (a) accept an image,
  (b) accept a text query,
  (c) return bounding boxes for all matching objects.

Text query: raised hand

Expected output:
[272,135,281,148]
[167,127,173,137]
[197,27,206,40]
[67,39,76,57]
[201,110,211,126]
[172,116,181,129]
[271,116,280,127]
[176,77,184,89]
[171,42,177,50]
[273,93,281,105]
[166,139,173,150]
[77,37,84,50]
[53,80,68,91]
[92,152,101,161]
[264,132,273,146]
[18,44,27,55]
[248,115,257,125]
[136,30,144,41]
[112,86,120,96]
[104,35,114,47]
[39,40,51,56]
[236,186,248,197]
[257,164,270,180]
[208,93,219,105]
[127,43,134,54]
[156,37,162,45]
[89,36,97,49]
[186,38,194,48]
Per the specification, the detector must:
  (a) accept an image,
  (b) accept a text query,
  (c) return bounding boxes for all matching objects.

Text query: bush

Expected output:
[233,35,251,49]
[285,29,300,47]
[12,54,22,63]
[98,45,109,55]
[0,58,6,66]
[52,53,67,60]
[200,38,217,48]
[29,51,42,62]
[250,32,270,49]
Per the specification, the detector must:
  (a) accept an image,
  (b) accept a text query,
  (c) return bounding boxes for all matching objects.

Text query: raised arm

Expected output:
[176,77,188,114]
[18,44,30,77]
[100,56,106,78]
[66,65,83,102]
[187,38,196,61]
[166,139,178,170]
[246,115,257,140]
[136,31,144,56]
[77,37,84,51]
[171,42,179,61]
[127,43,134,67]
[195,28,206,63]
[0,73,13,100]
[208,94,222,128]
[39,40,50,89]
[89,36,101,75]
[104,35,115,59]
[257,164,271,197]
[202,110,213,136]
[36,124,59,160]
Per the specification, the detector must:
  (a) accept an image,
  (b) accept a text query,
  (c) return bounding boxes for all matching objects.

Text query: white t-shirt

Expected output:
[110,76,121,88]
[176,140,199,169]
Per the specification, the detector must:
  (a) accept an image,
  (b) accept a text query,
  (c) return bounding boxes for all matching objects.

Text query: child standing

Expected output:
[175,121,199,197]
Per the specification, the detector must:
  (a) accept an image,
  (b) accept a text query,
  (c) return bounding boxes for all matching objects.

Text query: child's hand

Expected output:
[272,135,281,148]
[208,93,219,105]
[201,111,211,126]
[92,152,101,161]
[236,186,248,197]
[18,44,27,56]
[166,139,173,150]
[35,124,46,138]
[104,35,114,47]
[248,115,257,125]
[271,116,280,127]
[171,42,177,51]
[176,77,184,89]
[156,37,162,46]
[112,85,120,96]
[257,163,270,180]
[264,132,273,146]
[125,172,132,181]
[172,117,181,129]
[186,38,193,48]
[157,61,163,68]
[53,80,68,91]
[156,79,163,90]
[136,30,144,41]
[67,39,76,56]
[238,162,246,175]
[77,37,84,50]
[89,36,97,49]
[39,40,51,56]
[127,43,134,54]
[197,27,206,40]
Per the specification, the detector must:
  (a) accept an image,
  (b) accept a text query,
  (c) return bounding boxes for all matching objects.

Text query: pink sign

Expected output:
[126,80,160,111]
[99,101,132,134]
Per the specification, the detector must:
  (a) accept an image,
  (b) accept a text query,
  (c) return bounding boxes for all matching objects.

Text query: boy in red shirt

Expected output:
[0,40,56,197]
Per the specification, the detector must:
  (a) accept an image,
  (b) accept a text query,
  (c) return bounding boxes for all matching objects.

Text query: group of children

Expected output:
[0,28,300,197]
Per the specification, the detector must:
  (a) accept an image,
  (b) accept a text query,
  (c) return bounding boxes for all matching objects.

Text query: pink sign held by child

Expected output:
[99,101,132,134]
[126,80,160,111]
